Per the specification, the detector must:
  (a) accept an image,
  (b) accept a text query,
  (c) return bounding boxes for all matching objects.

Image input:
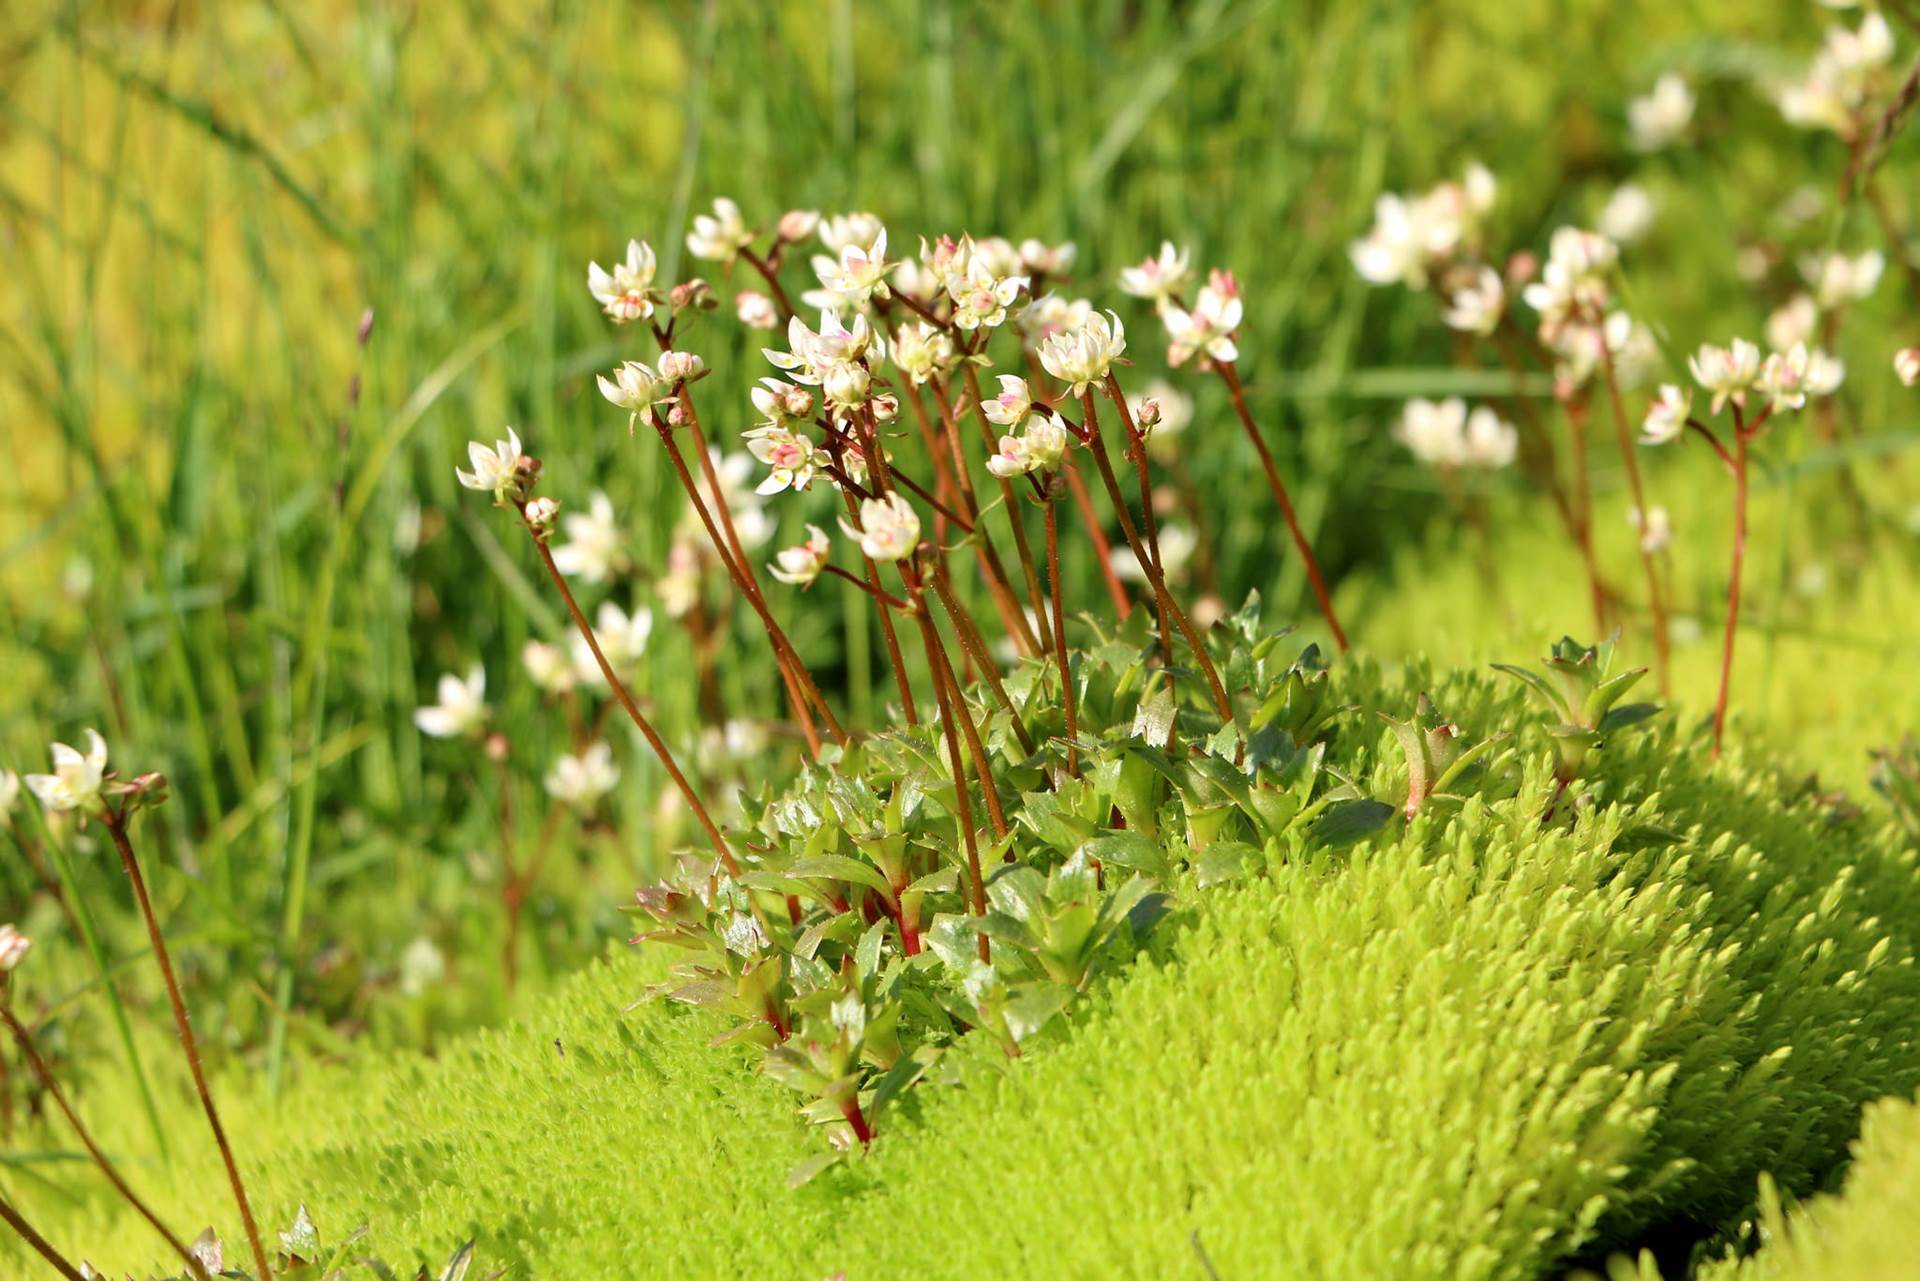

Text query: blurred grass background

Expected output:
[1,0,1913,1097]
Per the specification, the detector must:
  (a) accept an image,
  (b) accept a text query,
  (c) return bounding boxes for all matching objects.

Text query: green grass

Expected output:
[15,660,1920,1278]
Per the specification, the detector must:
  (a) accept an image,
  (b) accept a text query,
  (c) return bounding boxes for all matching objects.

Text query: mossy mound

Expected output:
[15,658,1920,1279]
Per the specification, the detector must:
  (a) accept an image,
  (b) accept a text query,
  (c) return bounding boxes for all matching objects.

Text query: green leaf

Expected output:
[1311,798,1396,848]
[1131,684,1176,745]
[1003,983,1073,1043]
[1599,702,1661,735]
[1196,841,1259,888]
[1083,831,1168,876]
[787,1150,844,1188]
[786,856,894,898]
[1491,662,1571,720]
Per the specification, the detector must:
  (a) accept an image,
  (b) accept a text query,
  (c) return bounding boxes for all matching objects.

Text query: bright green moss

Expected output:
[13,661,1918,1279]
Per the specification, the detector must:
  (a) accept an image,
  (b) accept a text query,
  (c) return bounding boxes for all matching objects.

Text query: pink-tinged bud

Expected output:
[667,402,689,427]
[658,350,707,384]
[735,290,778,330]
[1505,250,1539,287]
[357,307,376,346]
[485,733,510,764]
[671,279,714,310]
[777,209,821,242]
[1135,398,1163,431]
[524,496,560,532]
[782,386,814,417]
[871,394,899,422]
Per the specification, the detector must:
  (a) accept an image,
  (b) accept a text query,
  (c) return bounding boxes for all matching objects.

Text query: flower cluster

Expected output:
[1349,163,1497,290]
[1777,10,1897,138]
[1394,398,1519,471]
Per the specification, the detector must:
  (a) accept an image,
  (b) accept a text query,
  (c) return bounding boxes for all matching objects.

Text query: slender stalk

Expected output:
[927,377,1044,656]
[907,570,1010,840]
[1045,492,1080,778]
[1712,430,1751,759]
[1561,395,1610,633]
[655,420,847,746]
[1215,362,1348,652]
[1599,341,1672,693]
[0,1007,208,1280]
[1100,375,1175,671]
[739,246,797,320]
[960,363,1056,653]
[519,505,741,875]
[0,1195,86,1281]
[835,485,919,724]
[929,564,1038,759]
[100,808,272,1281]
[1080,390,1234,720]
[904,383,962,543]
[822,562,910,609]
[911,602,991,962]
[1063,455,1132,617]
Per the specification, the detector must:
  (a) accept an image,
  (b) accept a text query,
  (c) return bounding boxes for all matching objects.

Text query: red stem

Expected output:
[1712,431,1750,759]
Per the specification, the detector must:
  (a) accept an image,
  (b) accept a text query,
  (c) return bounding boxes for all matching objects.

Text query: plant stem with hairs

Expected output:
[0,1005,208,1279]
[961,362,1057,653]
[1713,419,1754,759]
[1215,361,1348,652]
[1045,487,1080,778]
[100,805,272,1281]
[1561,393,1610,634]
[929,562,1038,759]
[0,1195,86,1281]
[926,377,1045,656]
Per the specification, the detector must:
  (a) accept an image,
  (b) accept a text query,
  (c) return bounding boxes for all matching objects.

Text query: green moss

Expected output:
[16,659,1918,1279]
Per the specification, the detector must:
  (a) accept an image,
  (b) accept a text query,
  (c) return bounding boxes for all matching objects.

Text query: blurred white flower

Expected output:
[1117,241,1193,303]
[1628,73,1694,151]
[1393,398,1514,469]
[1597,184,1657,244]
[1110,524,1196,583]
[551,491,631,584]
[769,525,832,586]
[1688,339,1762,413]
[1803,249,1884,308]
[1021,294,1093,351]
[0,924,30,972]
[1038,311,1126,393]
[399,936,445,997]
[1779,12,1896,135]
[571,601,652,683]
[1441,266,1506,336]
[777,210,821,243]
[735,290,779,330]
[1628,505,1673,554]
[1461,407,1518,468]
[0,769,18,822]
[839,493,921,562]
[1641,384,1692,444]
[1350,164,1495,290]
[818,212,884,255]
[1019,238,1076,276]
[414,669,488,740]
[1896,347,1920,386]
[686,197,755,263]
[1130,379,1193,461]
[545,742,620,806]
[455,428,527,503]
[587,239,657,324]
[522,640,577,695]
[1523,227,1618,340]
[656,542,703,619]
[1767,294,1820,352]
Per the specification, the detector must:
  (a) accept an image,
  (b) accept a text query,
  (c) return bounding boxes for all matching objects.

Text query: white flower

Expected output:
[1628,73,1694,151]
[1896,347,1920,386]
[522,640,577,695]
[399,936,445,997]
[1037,311,1127,393]
[1350,194,1448,289]
[769,525,832,586]
[1110,524,1196,583]
[1688,339,1762,413]
[0,769,17,822]
[1628,505,1673,554]
[549,491,630,584]
[735,290,779,330]
[1523,227,1618,338]
[1022,416,1070,471]
[1162,269,1243,366]
[1780,12,1896,135]
[805,225,896,310]
[1461,407,1518,468]
[1641,384,1692,444]
[688,451,774,550]
[945,239,1028,330]
[742,424,829,494]
[587,239,657,324]
[0,924,29,972]
[414,668,488,739]
[891,322,957,386]
[765,311,880,385]
[1547,311,1635,388]
[656,542,702,619]
[818,212,885,255]
[571,601,653,682]
[981,375,1034,428]
[1756,344,1839,411]
[686,197,755,263]
[1018,239,1076,276]
[1117,241,1193,303]
[455,428,527,503]
[1441,267,1506,336]
[838,493,921,562]
[1394,397,1469,468]
[1806,348,1847,397]
[24,730,110,814]
[1597,184,1657,244]
[596,361,667,420]
[1804,249,1885,308]
[545,742,620,806]
[1767,294,1820,352]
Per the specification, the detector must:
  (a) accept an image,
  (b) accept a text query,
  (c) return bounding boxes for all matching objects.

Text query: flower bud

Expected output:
[1898,348,1920,387]
[485,733,510,764]
[671,278,714,311]
[778,209,821,242]
[1135,398,1163,432]
[658,350,707,384]
[524,496,560,532]
[736,290,778,330]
